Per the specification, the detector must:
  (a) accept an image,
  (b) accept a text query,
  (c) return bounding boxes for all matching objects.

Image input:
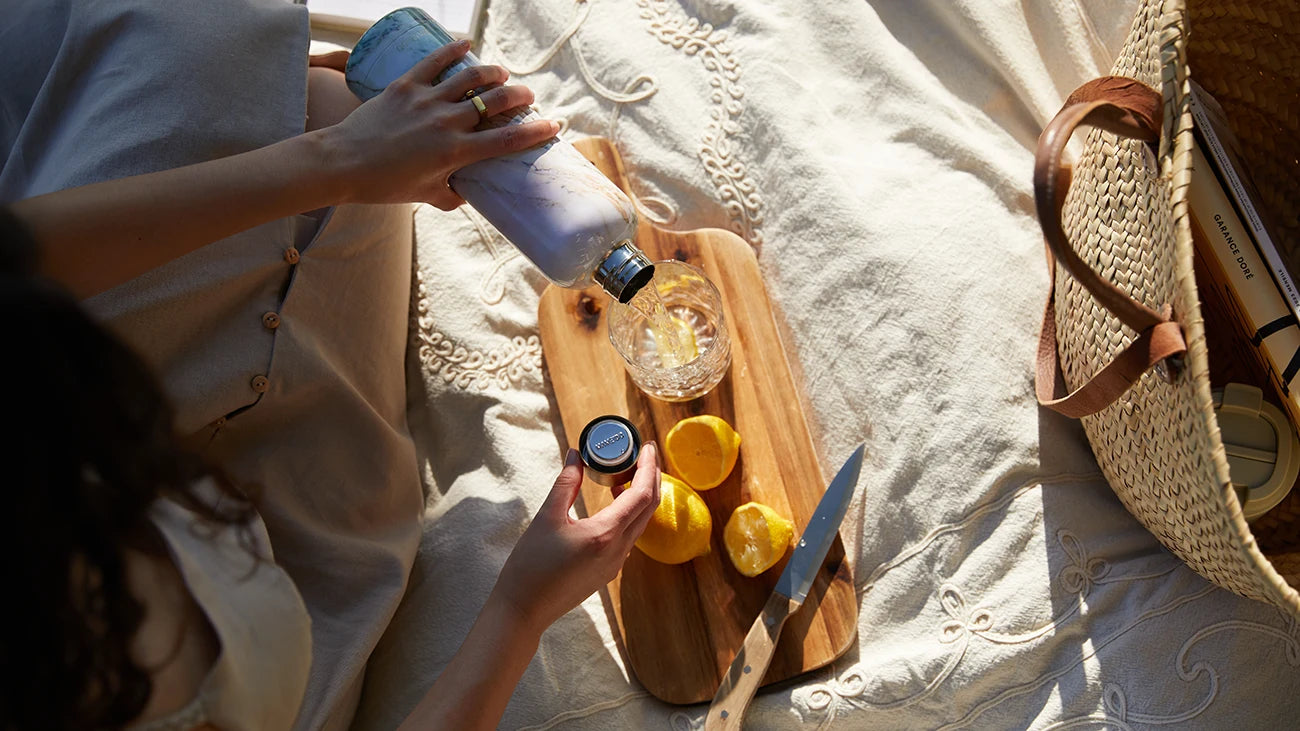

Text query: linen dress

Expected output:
[0,1,424,727]
[130,493,313,731]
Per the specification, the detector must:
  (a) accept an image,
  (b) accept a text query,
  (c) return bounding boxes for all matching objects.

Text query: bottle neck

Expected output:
[594,241,654,303]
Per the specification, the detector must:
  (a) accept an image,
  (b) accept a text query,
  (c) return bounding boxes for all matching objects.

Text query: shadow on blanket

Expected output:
[356,494,635,726]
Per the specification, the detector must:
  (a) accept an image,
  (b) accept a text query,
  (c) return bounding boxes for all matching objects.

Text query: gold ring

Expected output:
[468,94,488,119]
[465,89,488,119]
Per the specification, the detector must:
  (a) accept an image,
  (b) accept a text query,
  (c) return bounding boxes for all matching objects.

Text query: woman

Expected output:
[0,203,659,730]
[1,1,661,728]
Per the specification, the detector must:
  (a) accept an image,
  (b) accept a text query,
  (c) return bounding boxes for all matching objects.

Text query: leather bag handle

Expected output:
[1033,76,1187,418]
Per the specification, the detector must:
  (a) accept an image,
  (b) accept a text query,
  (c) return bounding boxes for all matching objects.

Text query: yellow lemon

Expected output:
[635,473,713,565]
[663,415,741,491]
[724,502,795,577]
[652,315,698,368]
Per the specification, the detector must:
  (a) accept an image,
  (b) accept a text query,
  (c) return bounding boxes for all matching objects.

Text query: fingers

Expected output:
[436,63,510,102]
[539,449,584,521]
[406,39,473,85]
[629,442,660,506]
[466,119,561,159]
[308,50,350,72]
[426,185,466,211]
[592,443,660,535]
[460,85,536,126]
[620,444,662,540]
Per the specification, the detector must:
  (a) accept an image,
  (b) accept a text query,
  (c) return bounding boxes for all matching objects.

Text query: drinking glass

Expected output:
[607,260,731,401]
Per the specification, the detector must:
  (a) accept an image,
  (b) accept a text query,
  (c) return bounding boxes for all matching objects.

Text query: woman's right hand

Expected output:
[319,39,560,210]
[398,446,660,731]
[492,444,661,637]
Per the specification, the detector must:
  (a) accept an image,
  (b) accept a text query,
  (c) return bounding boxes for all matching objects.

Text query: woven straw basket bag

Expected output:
[1034,0,1300,616]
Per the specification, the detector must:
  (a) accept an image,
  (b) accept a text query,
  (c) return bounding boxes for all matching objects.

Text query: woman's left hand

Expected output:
[319,40,560,210]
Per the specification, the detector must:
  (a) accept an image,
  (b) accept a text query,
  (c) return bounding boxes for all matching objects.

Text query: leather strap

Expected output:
[1033,76,1187,417]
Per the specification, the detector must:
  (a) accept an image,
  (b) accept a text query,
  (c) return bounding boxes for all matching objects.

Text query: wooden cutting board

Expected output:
[538,138,858,705]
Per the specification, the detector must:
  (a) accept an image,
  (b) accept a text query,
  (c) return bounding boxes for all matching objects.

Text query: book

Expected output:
[1189,136,1300,418]
[306,1,485,41]
[1190,81,1300,324]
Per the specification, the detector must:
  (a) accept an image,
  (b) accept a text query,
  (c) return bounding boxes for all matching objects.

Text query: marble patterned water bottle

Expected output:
[345,8,653,302]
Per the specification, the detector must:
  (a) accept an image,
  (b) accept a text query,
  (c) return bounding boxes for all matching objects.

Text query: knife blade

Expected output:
[704,444,865,730]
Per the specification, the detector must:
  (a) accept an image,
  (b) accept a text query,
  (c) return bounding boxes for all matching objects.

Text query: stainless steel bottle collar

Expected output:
[594,242,654,303]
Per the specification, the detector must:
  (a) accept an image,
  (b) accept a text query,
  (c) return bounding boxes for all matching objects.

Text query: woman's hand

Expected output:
[321,39,560,210]
[12,40,558,298]
[399,445,660,730]
[493,444,661,636]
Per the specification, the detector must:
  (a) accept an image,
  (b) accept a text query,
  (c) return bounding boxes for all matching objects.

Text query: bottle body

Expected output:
[346,8,642,293]
[452,131,638,288]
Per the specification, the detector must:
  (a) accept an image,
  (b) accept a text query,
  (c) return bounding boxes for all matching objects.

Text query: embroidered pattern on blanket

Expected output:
[1039,620,1300,729]
[638,0,764,245]
[485,1,673,226]
[458,206,520,306]
[487,0,764,244]
[516,691,654,731]
[411,267,543,391]
[651,473,1297,730]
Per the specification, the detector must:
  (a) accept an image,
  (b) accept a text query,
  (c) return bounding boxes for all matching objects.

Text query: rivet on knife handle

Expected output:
[704,592,798,730]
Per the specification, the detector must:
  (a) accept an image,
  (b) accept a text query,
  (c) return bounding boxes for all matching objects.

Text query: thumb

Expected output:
[540,448,584,519]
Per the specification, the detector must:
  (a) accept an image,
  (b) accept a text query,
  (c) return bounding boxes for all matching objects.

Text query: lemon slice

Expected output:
[664,415,741,491]
[635,474,713,565]
[724,502,795,577]
[652,315,698,368]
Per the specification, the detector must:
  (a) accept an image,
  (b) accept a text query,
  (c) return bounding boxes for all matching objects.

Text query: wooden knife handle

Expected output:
[705,592,800,730]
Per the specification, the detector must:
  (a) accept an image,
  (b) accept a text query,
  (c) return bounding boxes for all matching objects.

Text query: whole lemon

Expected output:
[664,415,741,491]
[635,474,713,565]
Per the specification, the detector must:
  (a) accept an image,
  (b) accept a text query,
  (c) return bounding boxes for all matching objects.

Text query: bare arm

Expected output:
[11,40,557,299]
[12,133,348,299]
[399,445,661,730]
[397,591,542,731]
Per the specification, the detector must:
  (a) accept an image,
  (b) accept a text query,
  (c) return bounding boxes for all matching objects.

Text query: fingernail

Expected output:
[459,39,472,50]
[565,448,581,467]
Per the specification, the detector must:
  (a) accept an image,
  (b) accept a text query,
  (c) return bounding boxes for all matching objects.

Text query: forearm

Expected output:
[399,589,544,731]
[11,129,351,299]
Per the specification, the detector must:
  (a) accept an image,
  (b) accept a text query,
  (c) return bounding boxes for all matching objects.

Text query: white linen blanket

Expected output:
[350,1,1300,727]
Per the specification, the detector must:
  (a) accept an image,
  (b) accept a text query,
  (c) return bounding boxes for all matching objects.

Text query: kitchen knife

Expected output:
[704,443,865,730]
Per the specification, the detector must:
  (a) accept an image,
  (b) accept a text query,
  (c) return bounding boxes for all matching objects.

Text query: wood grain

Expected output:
[538,137,858,705]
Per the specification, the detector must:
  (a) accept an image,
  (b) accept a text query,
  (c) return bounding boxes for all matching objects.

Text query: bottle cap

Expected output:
[578,415,641,486]
[594,242,654,304]
[1213,383,1300,521]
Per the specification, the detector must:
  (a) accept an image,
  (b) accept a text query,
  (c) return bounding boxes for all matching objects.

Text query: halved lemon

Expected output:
[635,474,713,565]
[663,415,741,491]
[724,502,794,577]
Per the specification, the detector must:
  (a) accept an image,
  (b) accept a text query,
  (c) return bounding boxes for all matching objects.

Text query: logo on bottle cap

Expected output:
[578,415,641,485]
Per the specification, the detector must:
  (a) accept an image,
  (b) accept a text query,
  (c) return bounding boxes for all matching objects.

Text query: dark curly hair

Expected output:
[0,207,254,729]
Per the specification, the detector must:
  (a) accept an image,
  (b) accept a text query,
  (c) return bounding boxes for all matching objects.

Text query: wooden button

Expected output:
[284,247,301,264]
[250,375,270,394]
[262,311,281,330]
